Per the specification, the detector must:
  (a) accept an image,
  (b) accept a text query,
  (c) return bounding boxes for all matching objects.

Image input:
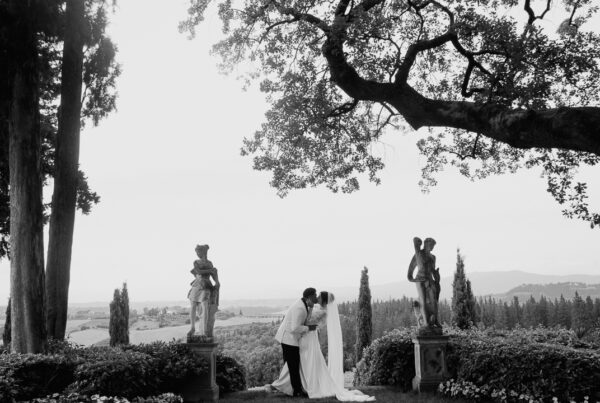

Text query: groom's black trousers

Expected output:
[281,343,303,394]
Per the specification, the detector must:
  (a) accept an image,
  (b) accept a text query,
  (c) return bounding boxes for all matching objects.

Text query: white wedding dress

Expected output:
[271,300,375,401]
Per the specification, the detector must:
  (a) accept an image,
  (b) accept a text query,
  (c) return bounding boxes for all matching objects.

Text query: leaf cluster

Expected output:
[0,0,121,258]
[0,341,210,402]
[181,0,600,226]
[447,328,600,402]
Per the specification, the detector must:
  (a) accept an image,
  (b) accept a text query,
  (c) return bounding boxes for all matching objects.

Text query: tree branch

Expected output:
[395,32,455,83]
[326,98,359,118]
[272,0,330,33]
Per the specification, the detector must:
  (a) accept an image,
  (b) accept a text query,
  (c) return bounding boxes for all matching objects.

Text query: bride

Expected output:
[271,291,375,401]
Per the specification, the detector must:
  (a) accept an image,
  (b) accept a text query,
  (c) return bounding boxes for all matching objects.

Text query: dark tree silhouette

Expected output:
[355,266,372,363]
[182,0,600,227]
[451,249,476,329]
[109,283,129,346]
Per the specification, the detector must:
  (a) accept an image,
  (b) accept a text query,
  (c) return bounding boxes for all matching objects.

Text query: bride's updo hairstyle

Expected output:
[319,291,335,307]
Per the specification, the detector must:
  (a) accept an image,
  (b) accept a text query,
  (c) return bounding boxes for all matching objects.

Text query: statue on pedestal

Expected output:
[407,237,442,335]
[188,244,220,340]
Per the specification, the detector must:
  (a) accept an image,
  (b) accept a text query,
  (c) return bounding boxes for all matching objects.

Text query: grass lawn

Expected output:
[219,387,467,403]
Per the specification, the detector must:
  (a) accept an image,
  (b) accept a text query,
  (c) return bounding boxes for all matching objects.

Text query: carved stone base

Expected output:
[182,342,219,403]
[412,335,449,393]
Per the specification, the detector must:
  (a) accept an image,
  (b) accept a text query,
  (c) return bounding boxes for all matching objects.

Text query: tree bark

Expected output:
[46,0,85,340]
[8,0,46,354]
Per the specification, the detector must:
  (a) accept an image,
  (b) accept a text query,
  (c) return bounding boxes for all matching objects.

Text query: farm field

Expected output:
[66,315,277,346]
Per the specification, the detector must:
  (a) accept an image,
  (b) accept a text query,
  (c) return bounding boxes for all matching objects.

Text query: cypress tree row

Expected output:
[109,283,129,346]
[355,266,372,363]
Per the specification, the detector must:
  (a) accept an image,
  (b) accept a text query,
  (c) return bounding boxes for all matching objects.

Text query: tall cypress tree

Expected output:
[451,249,476,329]
[2,298,10,347]
[109,283,129,346]
[355,266,372,363]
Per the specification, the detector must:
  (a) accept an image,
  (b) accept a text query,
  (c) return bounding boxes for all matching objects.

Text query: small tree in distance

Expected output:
[355,266,372,364]
[451,249,477,329]
[109,283,129,346]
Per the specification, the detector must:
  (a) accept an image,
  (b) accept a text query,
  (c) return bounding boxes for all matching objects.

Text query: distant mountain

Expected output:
[321,270,600,302]
[494,282,600,301]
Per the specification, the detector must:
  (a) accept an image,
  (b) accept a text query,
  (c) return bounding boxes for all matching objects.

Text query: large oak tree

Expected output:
[181,0,600,227]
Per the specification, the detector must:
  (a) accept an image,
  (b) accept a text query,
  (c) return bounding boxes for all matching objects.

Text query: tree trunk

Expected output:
[8,0,46,354]
[46,0,85,340]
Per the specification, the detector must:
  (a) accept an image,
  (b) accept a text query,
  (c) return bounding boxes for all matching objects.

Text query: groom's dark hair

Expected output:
[303,287,317,299]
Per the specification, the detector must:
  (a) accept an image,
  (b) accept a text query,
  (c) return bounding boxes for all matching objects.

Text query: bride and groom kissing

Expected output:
[271,288,375,401]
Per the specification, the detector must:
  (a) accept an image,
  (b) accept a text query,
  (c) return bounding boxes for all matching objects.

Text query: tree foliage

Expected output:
[181,0,600,227]
[0,0,120,259]
[451,249,477,329]
[355,266,372,363]
[109,283,129,346]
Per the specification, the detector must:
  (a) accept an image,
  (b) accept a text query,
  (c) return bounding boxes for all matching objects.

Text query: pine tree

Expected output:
[109,283,129,346]
[465,279,478,325]
[2,299,10,347]
[355,266,372,363]
[572,291,592,338]
[510,296,522,328]
[557,295,571,328]
[451,249,476,329]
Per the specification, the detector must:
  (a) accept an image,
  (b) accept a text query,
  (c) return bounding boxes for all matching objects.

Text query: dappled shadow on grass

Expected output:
[220,386,467,402]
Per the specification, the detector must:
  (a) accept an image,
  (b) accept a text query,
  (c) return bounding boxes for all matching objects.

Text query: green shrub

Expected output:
[353,328,414,390]
[447,329,600,402]
[66,349,160,398]
[0,353,78,401]
[29,392,183,402]
[126,341,208,392]
[244,345,282,387]
[216,354,246,394]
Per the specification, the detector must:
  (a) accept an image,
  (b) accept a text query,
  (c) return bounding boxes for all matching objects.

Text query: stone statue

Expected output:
[407,237,441,335]
[188,244,220,339]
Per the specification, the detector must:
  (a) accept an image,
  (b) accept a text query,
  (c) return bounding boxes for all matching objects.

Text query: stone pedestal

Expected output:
[412,335,449,393]
[182,342,219,403]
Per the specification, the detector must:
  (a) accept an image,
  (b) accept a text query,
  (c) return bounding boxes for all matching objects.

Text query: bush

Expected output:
[0,342,231,401]
[353,328,414,390]
[216,354,246,394]
[446,329,600,402]
[244,345,282,387]
[126,342,208,392]
[66,349,160,398]
[29,392,183,402]
[0,353,78,402]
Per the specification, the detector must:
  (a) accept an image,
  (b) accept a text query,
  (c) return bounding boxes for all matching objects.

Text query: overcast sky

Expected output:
[1,0,599,304]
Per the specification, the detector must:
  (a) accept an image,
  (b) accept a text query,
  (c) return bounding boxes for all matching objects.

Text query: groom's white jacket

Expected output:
[275,299,310,346]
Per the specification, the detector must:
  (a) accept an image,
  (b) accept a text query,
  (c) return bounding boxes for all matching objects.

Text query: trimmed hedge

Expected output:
[353,328,414,390]
[29,392,183,403]
[0,353,79,401]
[354,327,600,402]
[66,349,161,398]
[0,341,245,402]
[216,354,246,394]
[447,330,600,402]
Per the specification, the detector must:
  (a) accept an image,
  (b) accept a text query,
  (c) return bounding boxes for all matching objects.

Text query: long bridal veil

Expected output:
[326,296,375,401]
[326,298,345,389]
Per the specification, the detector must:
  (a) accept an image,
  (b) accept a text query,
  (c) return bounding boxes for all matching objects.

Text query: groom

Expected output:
[275,287,318,397]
